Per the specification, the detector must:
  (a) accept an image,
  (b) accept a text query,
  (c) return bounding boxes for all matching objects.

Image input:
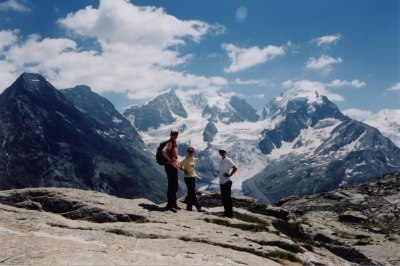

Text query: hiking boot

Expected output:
[173,204,181,210]
[186,206,193,211]
[165,204,177,212]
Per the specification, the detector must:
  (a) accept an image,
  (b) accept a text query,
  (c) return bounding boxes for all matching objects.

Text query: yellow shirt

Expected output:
[180,156,196,178]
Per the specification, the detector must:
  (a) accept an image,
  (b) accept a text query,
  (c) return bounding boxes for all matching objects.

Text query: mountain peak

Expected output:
[16,72,55,91]
[276,86,324,108]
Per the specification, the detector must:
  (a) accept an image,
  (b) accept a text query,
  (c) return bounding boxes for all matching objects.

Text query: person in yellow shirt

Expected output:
[180,146,204,212]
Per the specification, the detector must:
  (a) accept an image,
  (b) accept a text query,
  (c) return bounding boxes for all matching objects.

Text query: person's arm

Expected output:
[162,142,173,163]
[228,165,237,177]
[223,159,237,177]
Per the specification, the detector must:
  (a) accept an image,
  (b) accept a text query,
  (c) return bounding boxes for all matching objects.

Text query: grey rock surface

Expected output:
[1,173,398,265]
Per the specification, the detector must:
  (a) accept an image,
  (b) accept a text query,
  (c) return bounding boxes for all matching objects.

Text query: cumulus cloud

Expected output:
[342,108,373,121]
[386,82,400,91]
[282,79,345,102]
[327,79,366,88]
[0,0,30,12]
[0,29,19,52]
[312,34,342,48]
[233,78,272,87]
[0,0,227,99]
[222,43,285,73]
[306,55,343,73]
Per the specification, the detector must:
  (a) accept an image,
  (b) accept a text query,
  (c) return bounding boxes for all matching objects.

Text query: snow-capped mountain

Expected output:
[0,73,167,203]
[245,87,400,203]
[343,109,400,148]
[124,89,268,193]
[123,89,187,131]
[124,86,400,203]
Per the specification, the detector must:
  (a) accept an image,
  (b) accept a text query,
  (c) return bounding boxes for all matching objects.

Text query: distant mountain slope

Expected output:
[123,89,188,131]
[343,108,400,147]
[0,73,166,203]
[244,87,400,203]
[123,86,400,204]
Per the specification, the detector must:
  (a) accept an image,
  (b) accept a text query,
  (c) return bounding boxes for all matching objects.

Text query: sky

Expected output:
[0,0,399,114]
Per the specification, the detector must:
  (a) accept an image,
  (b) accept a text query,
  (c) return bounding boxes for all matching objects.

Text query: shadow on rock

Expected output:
[139,203,169,212]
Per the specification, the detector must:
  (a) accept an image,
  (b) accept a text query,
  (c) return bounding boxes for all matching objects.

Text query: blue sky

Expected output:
[0,0,399,113]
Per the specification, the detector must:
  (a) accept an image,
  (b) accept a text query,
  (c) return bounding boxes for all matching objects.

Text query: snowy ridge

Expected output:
[344,109,400,147]
[126,86,400,201]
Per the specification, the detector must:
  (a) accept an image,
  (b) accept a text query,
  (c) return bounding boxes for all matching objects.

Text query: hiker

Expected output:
[218,149,237,218]
[180,146,204,212]
[162,130,180,211]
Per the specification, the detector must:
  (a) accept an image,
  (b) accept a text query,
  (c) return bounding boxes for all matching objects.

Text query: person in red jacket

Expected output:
[162,130,180,211]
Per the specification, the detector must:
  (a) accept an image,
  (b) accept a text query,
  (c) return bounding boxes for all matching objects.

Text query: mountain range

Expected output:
[0,73,399,205]
[124,86,400,203]
[0,73,167,203]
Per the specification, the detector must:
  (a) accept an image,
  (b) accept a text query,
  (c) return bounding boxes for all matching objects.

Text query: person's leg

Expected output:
[225,181,233,217]
[220,182,228,215]
[165,165,174,208]
[165,165,179,209]
[184,178,193,211]
[191,178,202,211]
[170,167,179,209]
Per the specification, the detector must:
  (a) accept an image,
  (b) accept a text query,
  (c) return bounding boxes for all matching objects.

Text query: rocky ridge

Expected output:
[0,172,398,265]
[0,73,166,203]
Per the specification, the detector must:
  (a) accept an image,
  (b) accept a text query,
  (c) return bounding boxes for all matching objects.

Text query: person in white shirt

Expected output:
[218,149,237,218]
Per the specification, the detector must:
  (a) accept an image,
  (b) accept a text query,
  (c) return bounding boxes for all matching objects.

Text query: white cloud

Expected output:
[233,78,271,87]
[222,43,285,73]
[58,0,210,49]
[306,55,343,73]
[282,79,345,102]
[0,0,30,12]
[0,29,18,52]
[312,34,342,48]
[342,108,372,121]
[386,82,400,91]
[0,0,227,100]
[327,79,366,88]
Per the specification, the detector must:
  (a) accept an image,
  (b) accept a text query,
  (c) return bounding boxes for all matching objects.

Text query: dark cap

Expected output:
[218,149,226,154]
[170,130,179,136]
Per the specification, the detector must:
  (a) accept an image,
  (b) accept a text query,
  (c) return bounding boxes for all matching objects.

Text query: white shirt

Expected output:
[219,157,235,184]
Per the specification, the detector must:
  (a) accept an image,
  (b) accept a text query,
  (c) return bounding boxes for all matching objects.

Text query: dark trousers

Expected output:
[165,164,178,206]
[184,177,200,210]
[220,180,233,216]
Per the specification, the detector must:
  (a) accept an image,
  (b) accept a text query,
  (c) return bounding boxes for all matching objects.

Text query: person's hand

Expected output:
[171,160,180,169]
[223,173,230,177]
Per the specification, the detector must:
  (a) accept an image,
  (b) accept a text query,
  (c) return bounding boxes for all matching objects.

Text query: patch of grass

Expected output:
[271,219,313,244]
[136,233,169,239]
[47,223,93,231]
[234,212,269,226]
[106,228,133,236]
[247,204,289,220]
[204,218,269,232]
[247,238,304,253]
[178,236,301,263]
[302,243,314,252]
[333,230,357,239]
